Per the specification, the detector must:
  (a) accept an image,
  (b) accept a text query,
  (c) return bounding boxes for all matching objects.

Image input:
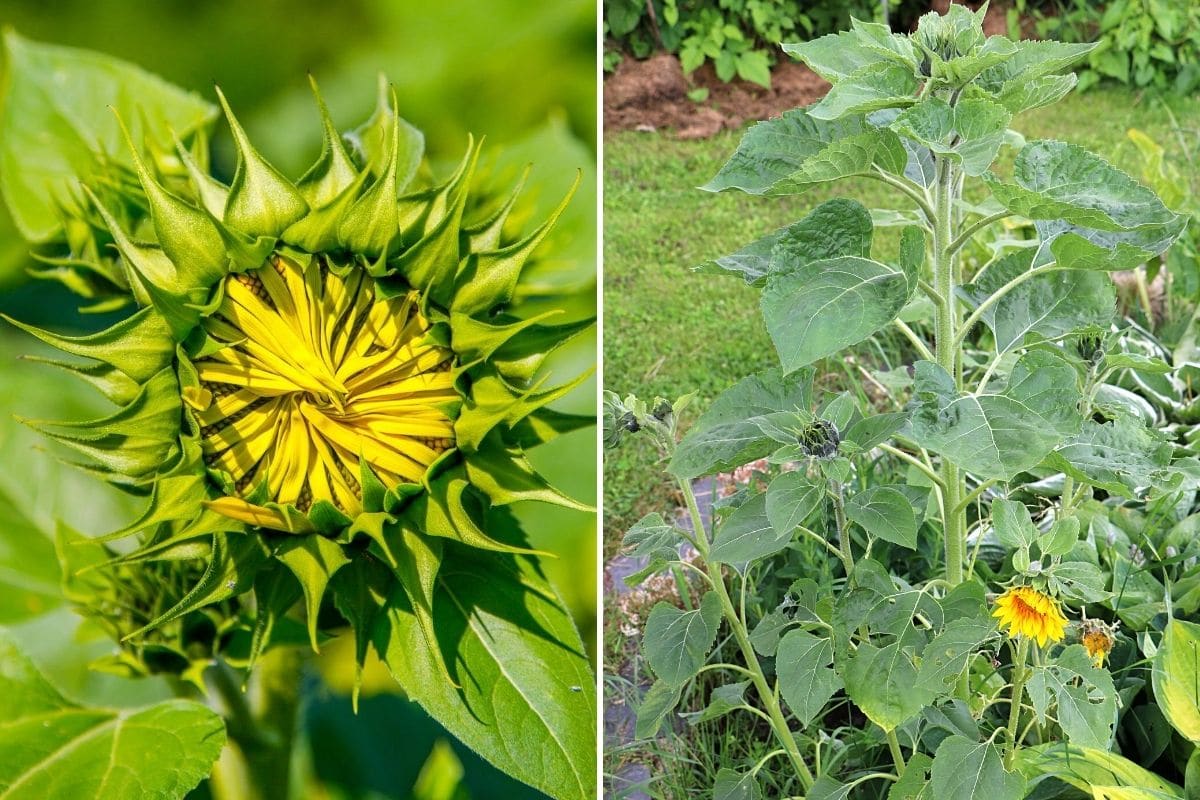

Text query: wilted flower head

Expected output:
[992,585,1069,647]
[6,78,593,692]
[1079,616,1119,668]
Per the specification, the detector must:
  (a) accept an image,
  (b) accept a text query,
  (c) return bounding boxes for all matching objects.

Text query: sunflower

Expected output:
[5,78,594,693]
[1079,617,1119,668]
[992,585,1069,647]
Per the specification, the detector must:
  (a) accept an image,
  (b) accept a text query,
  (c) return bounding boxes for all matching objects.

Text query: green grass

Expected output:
[602,86,1200,551]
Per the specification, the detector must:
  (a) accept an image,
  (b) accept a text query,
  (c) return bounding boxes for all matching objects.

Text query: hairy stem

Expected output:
[1005,636,1031,768]
[932,156,965,586]
[831,480,856,576]
[682,480,815,790]
[207,647,305,800]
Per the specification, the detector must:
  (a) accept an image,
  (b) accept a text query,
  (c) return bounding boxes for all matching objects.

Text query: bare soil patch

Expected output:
[603,1,1020,138]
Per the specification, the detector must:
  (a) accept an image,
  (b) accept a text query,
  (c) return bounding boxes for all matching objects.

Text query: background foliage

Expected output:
[0,2,596,798]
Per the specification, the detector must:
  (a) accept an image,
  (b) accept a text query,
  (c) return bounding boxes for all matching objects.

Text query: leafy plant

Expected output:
[604,0,888,87]
[606,5,1200,797]
[1010,0,1200,94]
[0,31,595,800]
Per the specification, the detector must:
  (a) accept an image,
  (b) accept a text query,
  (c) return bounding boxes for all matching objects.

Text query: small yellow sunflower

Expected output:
[1079,617,1119,668]
[992,585,1069,647]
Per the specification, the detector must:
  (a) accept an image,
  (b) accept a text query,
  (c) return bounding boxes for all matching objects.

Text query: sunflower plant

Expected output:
[0,32,594,800]
[607,5,1200,798]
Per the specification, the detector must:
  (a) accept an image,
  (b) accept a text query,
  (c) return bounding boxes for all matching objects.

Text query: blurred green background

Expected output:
[0,2,596,798]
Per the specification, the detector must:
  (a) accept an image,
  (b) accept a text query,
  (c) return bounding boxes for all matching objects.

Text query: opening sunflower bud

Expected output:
[7,77,594,695]
[195,254,457,521]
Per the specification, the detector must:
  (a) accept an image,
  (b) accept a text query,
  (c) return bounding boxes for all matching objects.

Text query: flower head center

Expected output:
[192,254,458,515]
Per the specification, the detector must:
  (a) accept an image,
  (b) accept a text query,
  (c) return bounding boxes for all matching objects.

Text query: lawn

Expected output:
[602,86,1200,551]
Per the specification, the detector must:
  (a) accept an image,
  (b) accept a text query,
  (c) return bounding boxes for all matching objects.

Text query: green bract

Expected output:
[607,4,1193,799]
[0,32,594,800]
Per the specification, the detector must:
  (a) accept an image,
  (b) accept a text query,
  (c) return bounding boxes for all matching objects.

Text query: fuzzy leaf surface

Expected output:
[702,110,902,195]
[761,256,909,374]
[709,493,789,566]
[930,735,1025,800]
[845,485,917,548]
[0,630,224,799]
[642,592,723,687]
[908,350,1081,480]
[961,249,1115,352]
[776,630,841,728]
[670,369,813,479]
[697,198,873,285]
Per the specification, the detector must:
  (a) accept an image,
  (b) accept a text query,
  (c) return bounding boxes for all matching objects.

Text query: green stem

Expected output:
[830,480,855,577]
[207,648,306,800]
[933,156,965,587]
[886,729,907,776]
[1004,636,1031,768]
[681,479,815,790]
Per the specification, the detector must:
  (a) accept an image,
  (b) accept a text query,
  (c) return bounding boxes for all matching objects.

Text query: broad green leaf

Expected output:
[777,630,841,727]
[642,592,723,687]
[1044,412,1176,499]
[0,630,224,799]
[844,411,909,452]
[710,493,789,566]
[375,552,595,800]
[846,485,917,548]
[761,256,909,374]
[961,248,1115,352]
[1044,223,1186,272]
[634,679,683,739]
[985,140,1182,232]
[670,369,813,479]
[916,617,996,694]
[783,31,890,82]
[991,73,1079,115]
[621,512,688,583]
[992,499,1038,550]
[849,19,919,71]
[702,110,902,196]
[714,768,761,800]
[1015,743,1183,799]
[976,40,1098,94]
[765,472,823,537]
[807,775,852,800]
[0,31,217,242]
[908,350,1082,481]
[888,752,934,800]
[1040,517,1080,558]
[681,681,749,726]
[1152,618,1200,744]
[809,62,920,121]
[1026,644,1117,748]
[696,198,873,285]
[844,639,936,731]
[930,735,1026,800]
[1047,560,1110,604]
[891,97,1011,176]
[750,610,790,657]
